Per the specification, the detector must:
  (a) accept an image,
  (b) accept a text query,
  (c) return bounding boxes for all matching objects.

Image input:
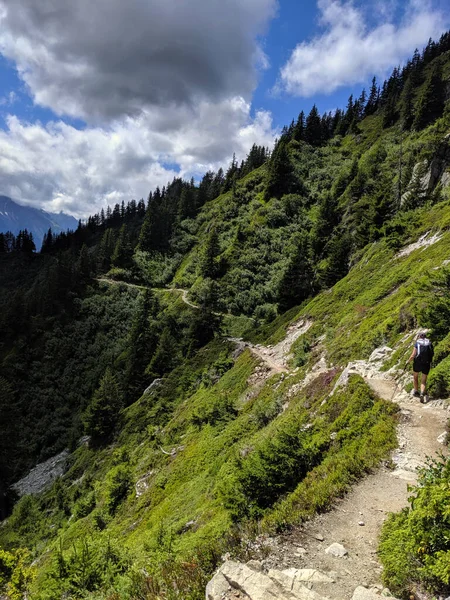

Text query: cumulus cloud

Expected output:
[0,0,276,122]
[278,0,447,97]
[0,100,276,218]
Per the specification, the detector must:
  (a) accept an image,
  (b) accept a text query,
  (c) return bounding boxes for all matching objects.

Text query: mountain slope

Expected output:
[0,196,78,250]
[0,35,450,600]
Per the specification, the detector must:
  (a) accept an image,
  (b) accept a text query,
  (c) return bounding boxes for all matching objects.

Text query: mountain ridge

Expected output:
[0,195,78,250]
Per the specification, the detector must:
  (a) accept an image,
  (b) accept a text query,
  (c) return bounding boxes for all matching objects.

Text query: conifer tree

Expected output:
[200,227,221,278]
[399,76,415,130]
[364,77,379,116]
[147,327,179,378]
[322,233,353,287]
[125,290,159,402]
[413,60,445,130]
[77,244,92,281]
[265,139,294,200]
[305,105,322,146]
[278,232,314,311]
[111,224,133,269]
[83,368,123,441]
[41,228,54,253]
[293,111,305,142]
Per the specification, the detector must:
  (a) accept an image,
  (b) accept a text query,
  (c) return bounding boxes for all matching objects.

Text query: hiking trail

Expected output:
[207,343,450,600]
[97,277,290,373]
[98,277,449,599]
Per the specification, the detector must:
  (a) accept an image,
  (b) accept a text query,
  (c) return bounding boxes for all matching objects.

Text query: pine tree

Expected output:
[147,328,179,378]
[83,368,123,441]
[125,290,159,402]
[304,105,322,146]
[0,377,18,517]
[413,60,445,130]
[400,76,414,130]
[186,280,221,354]
[364,77,379,116]
[41,228,54,253]
[200,227,221,278]
[111,224,133,269]
[77,244,92,281]
[278,232,315,311]
[138,188,167,252]
[265,139,295,200]
[322,233,353,287]
[311,193,340,258]
[293,111,305,142]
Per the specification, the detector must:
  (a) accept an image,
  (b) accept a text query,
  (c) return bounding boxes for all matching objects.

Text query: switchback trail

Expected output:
[96,277,288,371]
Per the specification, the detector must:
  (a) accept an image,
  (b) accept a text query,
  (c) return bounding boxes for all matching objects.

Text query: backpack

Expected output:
[416,338,433,362]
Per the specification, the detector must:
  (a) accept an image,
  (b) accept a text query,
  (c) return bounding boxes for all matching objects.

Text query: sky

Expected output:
[0,0,448,218]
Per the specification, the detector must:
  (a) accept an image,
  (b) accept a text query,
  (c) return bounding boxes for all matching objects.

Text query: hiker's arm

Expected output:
[408,347,417,362]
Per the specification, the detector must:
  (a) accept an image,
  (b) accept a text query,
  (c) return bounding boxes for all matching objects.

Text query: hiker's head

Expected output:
[418,332,426,339]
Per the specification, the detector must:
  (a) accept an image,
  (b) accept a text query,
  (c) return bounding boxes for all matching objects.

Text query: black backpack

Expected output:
[417,338,433,362]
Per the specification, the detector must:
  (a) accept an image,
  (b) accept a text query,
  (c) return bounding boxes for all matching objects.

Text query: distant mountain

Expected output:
[0,196,78,250]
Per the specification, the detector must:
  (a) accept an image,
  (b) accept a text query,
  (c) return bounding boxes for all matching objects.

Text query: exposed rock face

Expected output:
[401,134,450,207]
[144,378,162,395]
[11,450,69,497]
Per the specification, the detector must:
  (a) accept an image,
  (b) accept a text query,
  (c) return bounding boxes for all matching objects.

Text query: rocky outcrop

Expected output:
[11,450,69,497]
[401,134,450,207]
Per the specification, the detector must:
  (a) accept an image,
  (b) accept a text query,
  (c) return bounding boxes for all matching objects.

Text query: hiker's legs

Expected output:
[421,373,428,395]
[413,371,419,392]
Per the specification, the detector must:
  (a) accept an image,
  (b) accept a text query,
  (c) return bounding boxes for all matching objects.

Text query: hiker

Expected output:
[408,332,434,403]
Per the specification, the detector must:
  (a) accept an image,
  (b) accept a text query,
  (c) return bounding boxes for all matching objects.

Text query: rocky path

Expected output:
[207,348,449,600]
[98,277,298,374]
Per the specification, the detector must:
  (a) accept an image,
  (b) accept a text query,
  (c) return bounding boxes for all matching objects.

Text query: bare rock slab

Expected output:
[206,561,329,600]
[324,543,348,558]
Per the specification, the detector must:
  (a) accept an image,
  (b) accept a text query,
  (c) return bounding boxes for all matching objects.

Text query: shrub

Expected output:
[0,548,35,600]
[105,465,133,515]
[379,456,450,597]
[427,356,450,398]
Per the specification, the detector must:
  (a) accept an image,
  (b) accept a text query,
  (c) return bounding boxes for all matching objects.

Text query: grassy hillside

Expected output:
[1,37,450,600]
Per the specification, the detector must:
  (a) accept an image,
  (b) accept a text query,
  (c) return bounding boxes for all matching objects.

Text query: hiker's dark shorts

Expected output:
[413,359,431,375]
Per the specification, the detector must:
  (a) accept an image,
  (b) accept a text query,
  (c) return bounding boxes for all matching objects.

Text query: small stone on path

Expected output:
[325,542,348,557]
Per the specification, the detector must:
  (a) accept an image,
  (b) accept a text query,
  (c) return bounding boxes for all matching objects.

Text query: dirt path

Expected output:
[208,343,449,600]
[260,377,448,600]
[98,277,294,373]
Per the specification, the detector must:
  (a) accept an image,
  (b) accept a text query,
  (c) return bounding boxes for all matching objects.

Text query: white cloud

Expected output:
[278,0,448,97]
[0,0,277,122]
[0,99,276,218]
[0,0,278,217]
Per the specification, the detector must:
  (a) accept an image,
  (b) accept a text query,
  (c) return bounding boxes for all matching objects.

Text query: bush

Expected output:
[379,456,450,597]
[73,490,96,520]
[427,356,450,398]
[105,465,132,515]
[0,548,35,600]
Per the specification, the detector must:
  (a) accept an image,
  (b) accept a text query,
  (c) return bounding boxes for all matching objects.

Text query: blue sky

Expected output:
[0,0,448,217]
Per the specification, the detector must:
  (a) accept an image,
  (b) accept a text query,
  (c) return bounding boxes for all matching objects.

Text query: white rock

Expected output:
[205,570,229,600]
[352,586,382,600]
[268,569,328,599]
[325,543,348,557]
[437,432,448,444]
[278,568,336,583]
[206,561,329,600]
